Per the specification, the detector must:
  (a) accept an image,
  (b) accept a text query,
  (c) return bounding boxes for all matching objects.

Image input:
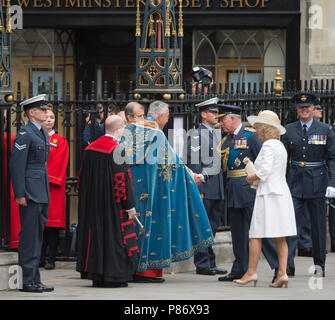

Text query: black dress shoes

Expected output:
[196,268,216,276]
[44,261,56,270]
[314,268,325,278]
[35,282,55,292]
[212,267,228,275]
[218,273,240,282]
[104,282,128,288]
[20,284,43,293]
[133,275,165,283]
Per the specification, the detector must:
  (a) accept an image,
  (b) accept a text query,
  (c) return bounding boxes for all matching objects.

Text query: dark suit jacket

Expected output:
[187,124,224,200]
[282,119,335,199]
[10,121,50,204]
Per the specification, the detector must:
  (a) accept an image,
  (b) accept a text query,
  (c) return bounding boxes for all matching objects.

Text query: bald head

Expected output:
[105,115,125,137]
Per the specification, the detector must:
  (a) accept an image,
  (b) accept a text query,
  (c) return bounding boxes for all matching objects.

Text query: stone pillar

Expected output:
[0,251,18,290]
[301,0,335,80]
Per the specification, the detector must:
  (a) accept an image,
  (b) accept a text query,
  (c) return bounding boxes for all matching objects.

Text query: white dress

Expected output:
[249,139,297,238]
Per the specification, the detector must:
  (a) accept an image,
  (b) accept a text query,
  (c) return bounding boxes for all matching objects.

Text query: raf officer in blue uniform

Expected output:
[10,94,54,293]
[216,104,279,282]
[283,92,335,277]
[187,97,228,276]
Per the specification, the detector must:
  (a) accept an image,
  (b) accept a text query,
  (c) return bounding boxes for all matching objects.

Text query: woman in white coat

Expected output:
[233,110,297,288]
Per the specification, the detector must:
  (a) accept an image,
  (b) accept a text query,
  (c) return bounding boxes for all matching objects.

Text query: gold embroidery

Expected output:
[136,237,215,271]
[146,211,152,217]
[140,193,149,200]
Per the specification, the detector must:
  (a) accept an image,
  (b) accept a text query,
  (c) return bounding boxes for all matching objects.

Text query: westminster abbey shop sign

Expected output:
[12,0,299,27]
[15,0,277,9]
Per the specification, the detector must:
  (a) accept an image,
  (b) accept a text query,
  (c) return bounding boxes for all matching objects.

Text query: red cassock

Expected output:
[46,132,69,228]
[3,132,20,249]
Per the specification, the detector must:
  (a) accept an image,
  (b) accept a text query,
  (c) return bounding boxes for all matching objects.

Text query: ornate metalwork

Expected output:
[0,0,12,102]
[135,0,184,99]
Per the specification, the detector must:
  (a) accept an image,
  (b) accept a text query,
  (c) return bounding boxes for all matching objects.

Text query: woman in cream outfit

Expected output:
[233,110,297,288]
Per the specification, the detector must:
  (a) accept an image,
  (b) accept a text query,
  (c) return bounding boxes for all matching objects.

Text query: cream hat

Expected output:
[247,110,286,135]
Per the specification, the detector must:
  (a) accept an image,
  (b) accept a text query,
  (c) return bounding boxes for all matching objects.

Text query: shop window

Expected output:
[12,29,75,100]
[193,29,286,92]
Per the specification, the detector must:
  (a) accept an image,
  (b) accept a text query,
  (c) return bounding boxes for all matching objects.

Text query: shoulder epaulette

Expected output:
[245,127,256,133]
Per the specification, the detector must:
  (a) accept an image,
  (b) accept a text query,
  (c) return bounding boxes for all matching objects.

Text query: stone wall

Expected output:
[301,0,335,80]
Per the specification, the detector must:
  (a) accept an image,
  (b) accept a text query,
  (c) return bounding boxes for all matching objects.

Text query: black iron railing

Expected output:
[1,78,335,251]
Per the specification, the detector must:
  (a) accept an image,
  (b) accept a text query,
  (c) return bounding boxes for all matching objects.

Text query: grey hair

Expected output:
[124,101,144,120]
[226,113,241,121]
[147,100,169,116]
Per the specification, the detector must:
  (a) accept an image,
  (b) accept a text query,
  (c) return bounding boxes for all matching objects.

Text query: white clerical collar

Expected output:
[105,133,119,142]
[49,130,55,136]
[234,123,243,136]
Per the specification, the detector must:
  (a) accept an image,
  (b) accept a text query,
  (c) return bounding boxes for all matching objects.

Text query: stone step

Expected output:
[0,252,18,291]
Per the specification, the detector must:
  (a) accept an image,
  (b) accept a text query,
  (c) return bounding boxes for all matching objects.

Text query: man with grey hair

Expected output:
[147,100,170,130]
[217,105,279,283]
[122,100,214,283]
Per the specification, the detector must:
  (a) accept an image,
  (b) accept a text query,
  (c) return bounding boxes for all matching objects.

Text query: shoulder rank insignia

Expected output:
[19,131,27,135]
[244,127,256,133]
[14,142,26,150]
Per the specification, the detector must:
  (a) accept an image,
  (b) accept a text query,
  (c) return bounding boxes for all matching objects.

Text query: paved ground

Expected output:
[0,253,334,301]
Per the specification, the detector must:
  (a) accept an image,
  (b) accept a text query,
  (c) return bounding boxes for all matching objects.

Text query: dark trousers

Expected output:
[287,197,327,270]
[41,227,60,263]
[298,203,312,250]
[329,206,335,247]
[194,199,224,270]
[229,206,279,277]
[18,201,48,285]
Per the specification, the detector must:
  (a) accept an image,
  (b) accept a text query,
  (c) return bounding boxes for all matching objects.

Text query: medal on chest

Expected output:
[308,135,327,145]
[50,138,58,148]
[234,138,248,149]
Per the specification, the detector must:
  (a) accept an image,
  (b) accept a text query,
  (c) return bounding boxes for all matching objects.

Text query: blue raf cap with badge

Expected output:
[292,92,318,107]
[195,97,220,113]
[217,104,241,119]
[20,94,49,111]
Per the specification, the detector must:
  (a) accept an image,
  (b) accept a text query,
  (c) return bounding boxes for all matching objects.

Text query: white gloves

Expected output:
[325,187,335,198]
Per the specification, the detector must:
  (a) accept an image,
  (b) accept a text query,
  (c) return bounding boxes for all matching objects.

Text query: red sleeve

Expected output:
[47,135,69,186]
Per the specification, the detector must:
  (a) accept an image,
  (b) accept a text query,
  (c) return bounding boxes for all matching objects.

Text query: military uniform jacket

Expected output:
[282,119,335,199]
[10,121,50,204]
[187,124,224,200]
[220,125,261,209]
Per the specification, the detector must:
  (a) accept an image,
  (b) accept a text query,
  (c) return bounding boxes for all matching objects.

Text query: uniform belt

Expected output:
[291,160,326,167]
[228,169,247,178]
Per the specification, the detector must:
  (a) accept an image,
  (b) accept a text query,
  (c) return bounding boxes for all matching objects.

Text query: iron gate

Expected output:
[1,78,335,251]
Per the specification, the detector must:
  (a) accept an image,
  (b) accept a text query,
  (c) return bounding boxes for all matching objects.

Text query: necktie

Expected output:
[303,124,307,136]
